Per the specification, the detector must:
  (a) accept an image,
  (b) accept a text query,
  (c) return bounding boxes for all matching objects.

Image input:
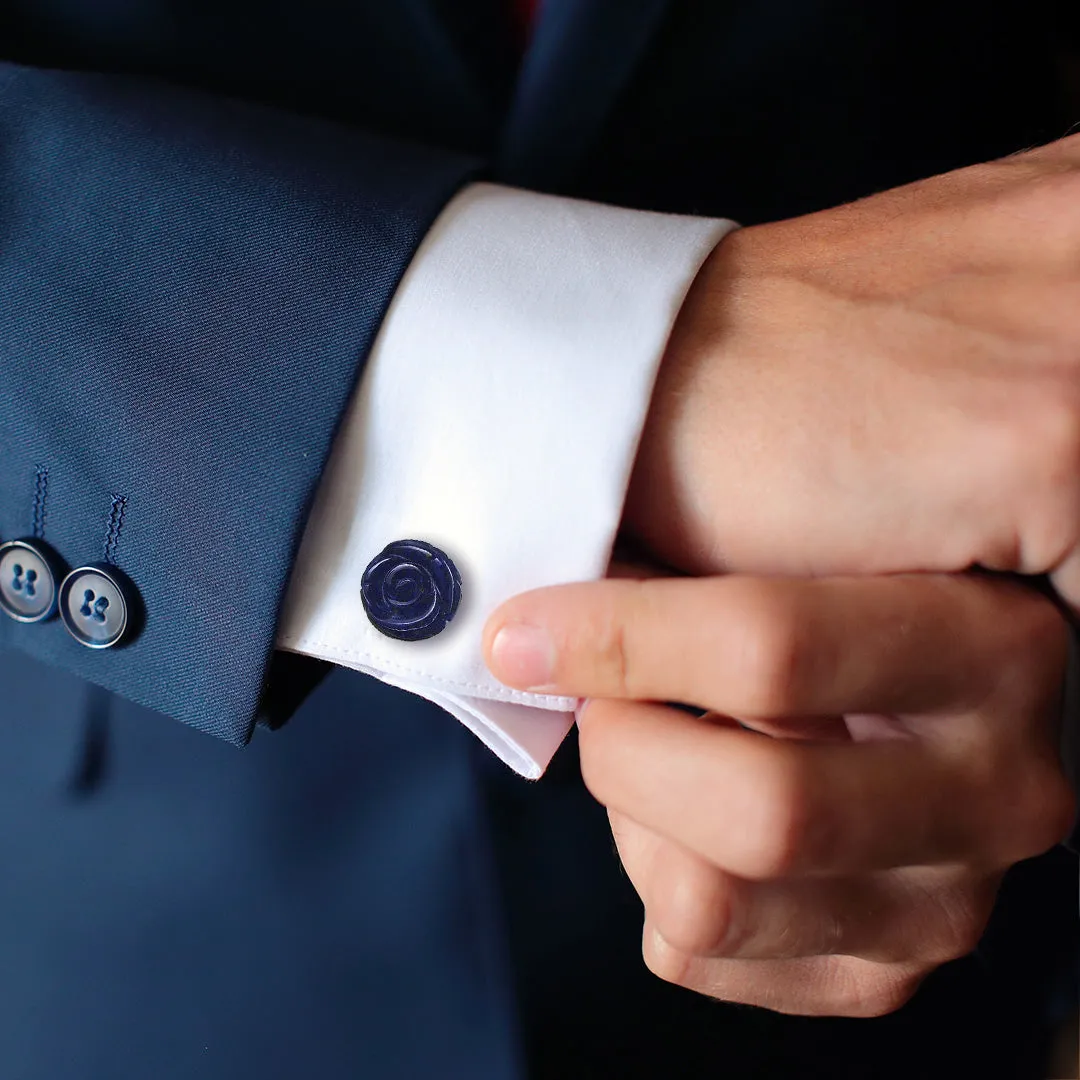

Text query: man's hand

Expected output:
[624,133,1080,603]
[482,572,1076,1015]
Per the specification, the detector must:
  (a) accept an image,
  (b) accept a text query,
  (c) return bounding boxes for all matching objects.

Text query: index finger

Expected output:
[577,698,1073,878]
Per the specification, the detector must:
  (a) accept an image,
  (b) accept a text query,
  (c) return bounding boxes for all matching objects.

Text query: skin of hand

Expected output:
[621,133,1080,605]
[482,569,1076,1016]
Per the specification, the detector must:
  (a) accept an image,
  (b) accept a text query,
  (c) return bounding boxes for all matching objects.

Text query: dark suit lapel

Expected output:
[498,0,675,188]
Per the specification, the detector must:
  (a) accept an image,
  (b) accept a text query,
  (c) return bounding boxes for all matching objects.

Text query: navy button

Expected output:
[0,539,63,623]
[59,564,133,649]
[361,540,461,642]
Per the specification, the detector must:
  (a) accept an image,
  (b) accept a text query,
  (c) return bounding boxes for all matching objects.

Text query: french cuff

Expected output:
[276,182,737,779]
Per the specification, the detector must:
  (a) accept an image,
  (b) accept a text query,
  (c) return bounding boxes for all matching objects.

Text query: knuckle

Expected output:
[983,758,1075,864]
[591,600,636,699]
[589,579,673,700]
[650,870,734,956]
[735,749,813,879]
[641,925,693,989]
[731,590,806,716]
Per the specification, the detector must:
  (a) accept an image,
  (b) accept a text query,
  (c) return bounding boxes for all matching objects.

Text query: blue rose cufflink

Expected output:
[361,539,462,642]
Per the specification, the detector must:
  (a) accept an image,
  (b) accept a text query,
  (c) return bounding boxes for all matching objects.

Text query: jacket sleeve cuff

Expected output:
[277,183,736,777]
[0,63,477,745]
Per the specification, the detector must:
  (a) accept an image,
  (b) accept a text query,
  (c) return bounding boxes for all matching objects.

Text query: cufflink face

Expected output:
[361,540,461,642]
[0,539,63,623]
[59,564,133,649]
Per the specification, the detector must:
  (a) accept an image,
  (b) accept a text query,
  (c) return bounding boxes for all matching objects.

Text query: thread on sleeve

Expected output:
[103,494,127,565]
[32,465,49,539]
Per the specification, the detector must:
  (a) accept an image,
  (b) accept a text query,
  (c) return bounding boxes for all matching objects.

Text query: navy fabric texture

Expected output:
[0,651,523,1080]
[0,63,476,745]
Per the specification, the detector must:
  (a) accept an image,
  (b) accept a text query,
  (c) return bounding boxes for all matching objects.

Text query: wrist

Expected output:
[622,233,738,575]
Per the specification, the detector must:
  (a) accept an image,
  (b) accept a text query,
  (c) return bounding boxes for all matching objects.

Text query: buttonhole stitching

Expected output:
[103,495,127,566]
[31,465,48,540]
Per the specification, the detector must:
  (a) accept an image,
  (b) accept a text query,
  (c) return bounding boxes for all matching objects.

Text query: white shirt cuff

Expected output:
[276,182,737,778]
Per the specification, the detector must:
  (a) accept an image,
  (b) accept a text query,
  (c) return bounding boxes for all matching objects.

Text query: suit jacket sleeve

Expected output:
[0,61,478,745]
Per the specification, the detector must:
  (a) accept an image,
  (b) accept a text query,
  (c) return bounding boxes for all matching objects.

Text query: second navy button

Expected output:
[60,564,132,649]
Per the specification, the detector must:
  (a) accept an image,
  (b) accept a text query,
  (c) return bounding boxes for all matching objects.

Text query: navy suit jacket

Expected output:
[0,3,1076,1077]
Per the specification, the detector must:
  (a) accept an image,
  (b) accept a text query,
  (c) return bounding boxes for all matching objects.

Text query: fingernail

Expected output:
[490,624,556,690]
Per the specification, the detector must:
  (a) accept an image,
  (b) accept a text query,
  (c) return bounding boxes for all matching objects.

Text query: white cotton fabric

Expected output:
[277,183,736,778]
